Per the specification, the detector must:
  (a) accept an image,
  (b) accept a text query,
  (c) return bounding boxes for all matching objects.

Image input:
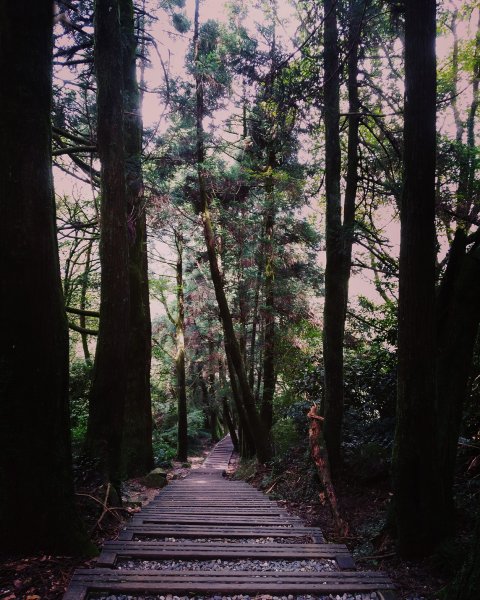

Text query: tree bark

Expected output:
[322,0,344,474]
[175,232,189,462]
[86,0,130,492]
[219,359,239,451]
[0,2,91,555]
[120,0,154,478]
[79,241,94,363]
[226,354,256,458]
[260,152,276,434]
[308,405,349,538]
[392,0,447,557]
[436,236,480,516]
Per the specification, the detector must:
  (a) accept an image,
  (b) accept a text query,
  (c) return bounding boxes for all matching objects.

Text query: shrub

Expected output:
[69,359,93,446]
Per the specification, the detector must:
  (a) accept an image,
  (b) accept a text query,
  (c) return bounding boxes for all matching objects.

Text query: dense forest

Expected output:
[0,0,479,598]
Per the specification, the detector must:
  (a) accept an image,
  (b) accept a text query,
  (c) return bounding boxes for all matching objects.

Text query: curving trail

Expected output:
[63,436,396,600]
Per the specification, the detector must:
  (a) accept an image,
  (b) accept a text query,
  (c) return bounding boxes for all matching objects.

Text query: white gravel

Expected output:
[116,558,339,572]
[133,537,314,545]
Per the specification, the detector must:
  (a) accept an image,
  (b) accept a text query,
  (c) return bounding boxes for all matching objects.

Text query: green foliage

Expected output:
[152,405,210,466]
[271,417,301,456]
[69,359,93,446]
[172,12,190,33]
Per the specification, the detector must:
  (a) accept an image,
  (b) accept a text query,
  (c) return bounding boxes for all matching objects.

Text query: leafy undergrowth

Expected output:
[0,439,215,600]
[234,445,478,600]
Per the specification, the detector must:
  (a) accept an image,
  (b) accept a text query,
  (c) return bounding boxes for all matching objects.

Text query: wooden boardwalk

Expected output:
[63,436,396,599]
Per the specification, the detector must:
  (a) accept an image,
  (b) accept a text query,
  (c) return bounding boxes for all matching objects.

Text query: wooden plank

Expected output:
[121,524,324,539]
[69,568,395,594]
[131,516,302,526]
[72,568,392,583]
[96,541,351,566]
[141,507,284,514]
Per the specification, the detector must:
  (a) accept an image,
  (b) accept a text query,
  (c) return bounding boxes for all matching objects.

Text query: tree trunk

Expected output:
[120,0,154,477]
[342,0,362,303]
[392,0,447,557]
[193,0,272,463]
[322,0,344,474]
[226,353,256,458]
[208,338,220,442]
[86,0,130,492]
[248,260,263,390]
[80,241,94,363]
[0,3,91,555]
[175,232,189,462]
[260,152,276,434]
[436,236,480,516]
[219,359,239,451]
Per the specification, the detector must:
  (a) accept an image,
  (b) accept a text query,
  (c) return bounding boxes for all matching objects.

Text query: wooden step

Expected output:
[130,515,303,526]
[63,568,396,600]
[119,524,324,542]
[97,540,355,568]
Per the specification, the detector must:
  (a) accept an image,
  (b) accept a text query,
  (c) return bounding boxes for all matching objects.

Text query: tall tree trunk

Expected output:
[219,358,240,451]
[0,3,91,555]
[208,338,219,442]
[260,152,276,433]
[226,353,256,458]
[175,232,188,462]
[392,0,447,557]
[80,241,94,363]
[193,0,272,463]
[322,0,344,474]
[342,0,362,304]
[249,260,263,390]
[436,233,480,517]
[120,0,154,477]
[86,0,130,493]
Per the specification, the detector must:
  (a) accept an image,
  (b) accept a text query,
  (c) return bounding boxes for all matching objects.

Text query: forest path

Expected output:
[63,436,396,600]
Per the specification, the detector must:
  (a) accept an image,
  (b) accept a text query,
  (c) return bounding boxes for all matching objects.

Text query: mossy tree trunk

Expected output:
[322,0,345,475]
[392,0,447,557]
[120,0,154,478]
[86,0,130,492]
[0,2,92,555]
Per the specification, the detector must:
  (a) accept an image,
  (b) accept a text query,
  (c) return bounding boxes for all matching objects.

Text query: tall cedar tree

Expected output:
[193,0,272,463]
[322,0,344,474]
[392,0,448,556]
[120,0,154,477]
[174,231,189,462]
[86,0,130,491]
[0,2,92,554]
[321,0,363,475]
